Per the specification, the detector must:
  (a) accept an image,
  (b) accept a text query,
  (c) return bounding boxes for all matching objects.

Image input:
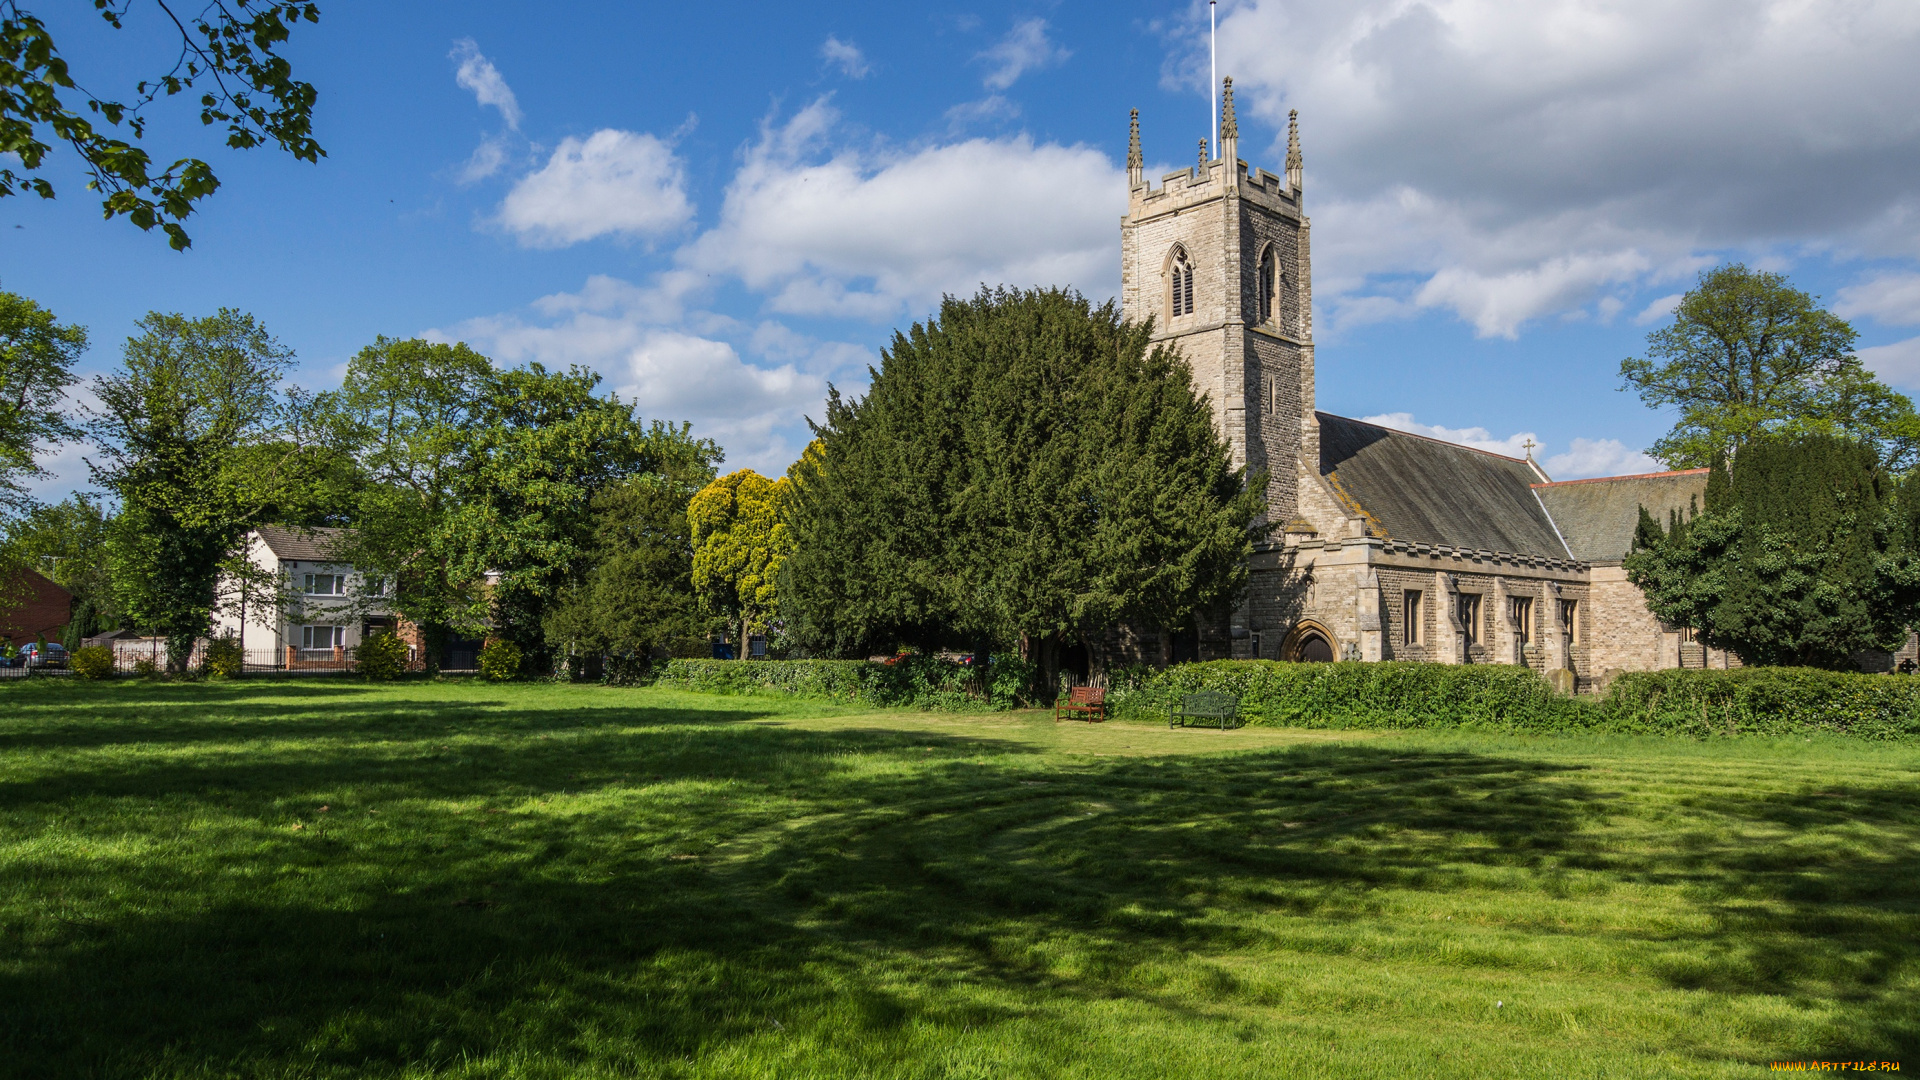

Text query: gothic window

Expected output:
[1459,594,1483,645]
[1257,246,1277,324]
[1560,599,1580,644]
[1169,250,1195,318]
[1510,596,1534,646]
[1403,590,1423,645]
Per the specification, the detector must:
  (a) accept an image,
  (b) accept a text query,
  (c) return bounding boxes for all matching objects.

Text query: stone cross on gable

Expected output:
[1522,438,1537,459]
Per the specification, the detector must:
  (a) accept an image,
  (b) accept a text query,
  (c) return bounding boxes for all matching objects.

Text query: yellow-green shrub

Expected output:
[70,645,114,680]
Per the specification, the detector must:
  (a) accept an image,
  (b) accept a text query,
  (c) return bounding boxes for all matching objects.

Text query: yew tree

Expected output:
[781,286,1262,683]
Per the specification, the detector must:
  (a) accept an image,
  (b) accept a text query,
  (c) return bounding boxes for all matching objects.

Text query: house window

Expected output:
[1510,596,1534,646]
[1459,594,1482,645]
[1170,252,1195,317]
[302,625,344,650]
[1403,590,1423,645]
[1257,247,1277,323]
[303,573,346,596]
[366,577,386,597]
[1560,599,1580,644]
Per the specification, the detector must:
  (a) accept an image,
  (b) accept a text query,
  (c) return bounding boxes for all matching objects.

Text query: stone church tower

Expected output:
[1120,79,1314,528]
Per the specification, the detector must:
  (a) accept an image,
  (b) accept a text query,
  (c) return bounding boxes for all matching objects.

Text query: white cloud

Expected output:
[945,95,1021,131]
[451,39,521,131]
[1360,412,1658,480]
[436,276,872,473]
[1543,438,1663,480]
[459,134,511,184]
[1198,0,1920,336]
[1634,293,1685,326]
[683,100,1124,320]
[1859,335,1920,389]
[821,36,871,79]
[1362,412,1537,457]
[497,130,693,247]
[977,18,1069,91]
[1414,251,1653,339]
[1835,273,1920,326]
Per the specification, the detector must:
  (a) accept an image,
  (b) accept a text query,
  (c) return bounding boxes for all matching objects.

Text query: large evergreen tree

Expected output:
[1624,434,1920,668]
[782,287,1262,683]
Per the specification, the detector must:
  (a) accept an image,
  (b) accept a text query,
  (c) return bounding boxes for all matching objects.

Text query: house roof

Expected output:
[1315,412,1571,558]
[1532,468,1709,565]
[254,525,350,562]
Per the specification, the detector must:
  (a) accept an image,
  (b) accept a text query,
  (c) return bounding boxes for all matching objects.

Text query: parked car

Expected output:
[20,642,67,668]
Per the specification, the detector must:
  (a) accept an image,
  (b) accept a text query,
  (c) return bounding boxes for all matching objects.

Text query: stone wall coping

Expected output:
[1279,534,1589,575]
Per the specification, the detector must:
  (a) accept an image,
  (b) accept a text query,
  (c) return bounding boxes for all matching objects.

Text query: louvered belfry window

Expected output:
[1171,253,1195,317]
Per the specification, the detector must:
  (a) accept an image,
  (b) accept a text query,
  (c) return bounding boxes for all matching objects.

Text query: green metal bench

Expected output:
[1170,691,1242,729]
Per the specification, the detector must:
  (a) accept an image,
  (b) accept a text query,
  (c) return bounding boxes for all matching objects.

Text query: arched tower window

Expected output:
[1257,247,1278,324]
[1169,250,1195,318]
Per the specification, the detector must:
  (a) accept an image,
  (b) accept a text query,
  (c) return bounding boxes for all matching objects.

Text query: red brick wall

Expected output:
[0,569,72,645]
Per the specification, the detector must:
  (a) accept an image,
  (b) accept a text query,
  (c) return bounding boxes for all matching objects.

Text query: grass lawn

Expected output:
[0,679,1915,1079]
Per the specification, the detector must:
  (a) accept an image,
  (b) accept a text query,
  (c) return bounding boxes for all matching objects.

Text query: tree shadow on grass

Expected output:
[0,722,1913,1077]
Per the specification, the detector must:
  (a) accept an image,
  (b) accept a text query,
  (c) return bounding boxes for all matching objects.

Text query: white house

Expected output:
[212,525,396,665]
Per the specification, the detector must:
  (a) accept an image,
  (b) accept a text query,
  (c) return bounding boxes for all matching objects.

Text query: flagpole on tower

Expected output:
[1209,0,1218,156]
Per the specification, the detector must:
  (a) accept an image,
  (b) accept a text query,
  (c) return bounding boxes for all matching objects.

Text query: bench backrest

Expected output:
[1067,685,1107,705]
[1181,691,1238,713]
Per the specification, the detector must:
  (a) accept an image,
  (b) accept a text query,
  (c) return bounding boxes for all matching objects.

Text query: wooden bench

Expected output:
[1170,691,1241,729]
[1054,685,1107,722]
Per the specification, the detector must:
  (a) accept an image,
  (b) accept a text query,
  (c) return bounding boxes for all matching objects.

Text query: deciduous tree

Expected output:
[1620,264,1920,470]
[443,364,676,675]
[319,337,493,671]
[88,308,328,670]
[689,469,790,655]
[545,433,718,663]
[0,289,85,517]
[0,1,324,249]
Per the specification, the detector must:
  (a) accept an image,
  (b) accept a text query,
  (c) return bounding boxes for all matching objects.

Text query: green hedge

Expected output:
[648,655,1032,711]
[1109,660,1591,732]
[642,655,1920,739]
[1602,667,1920,740]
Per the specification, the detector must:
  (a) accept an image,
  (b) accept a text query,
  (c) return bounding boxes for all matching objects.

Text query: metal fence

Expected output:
[0,639,476,678]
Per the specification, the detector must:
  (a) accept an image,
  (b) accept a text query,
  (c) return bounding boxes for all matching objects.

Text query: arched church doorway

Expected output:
[1283,622,1337,663]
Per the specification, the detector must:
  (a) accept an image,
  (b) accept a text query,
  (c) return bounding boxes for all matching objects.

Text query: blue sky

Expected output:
[8,0,1920,494]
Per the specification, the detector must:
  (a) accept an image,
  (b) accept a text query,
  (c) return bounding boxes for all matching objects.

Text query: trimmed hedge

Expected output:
[1603,667,1920,740]
[638,655,1920,739]
[1109,660,1590,732]
[649,655,1030,711]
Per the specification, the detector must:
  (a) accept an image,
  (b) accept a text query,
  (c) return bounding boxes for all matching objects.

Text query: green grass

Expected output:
[1,679,1915,1079]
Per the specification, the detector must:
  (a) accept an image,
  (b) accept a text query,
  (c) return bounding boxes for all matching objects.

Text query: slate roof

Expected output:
[254,524,350,563]
[1316,412,1571,558]
[1532,469,1710,565]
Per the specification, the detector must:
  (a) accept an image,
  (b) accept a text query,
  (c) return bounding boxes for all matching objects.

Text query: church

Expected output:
[1108,79,1748,689]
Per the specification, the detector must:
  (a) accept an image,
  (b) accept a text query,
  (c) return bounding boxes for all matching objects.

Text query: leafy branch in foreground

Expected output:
[0,1,323,249]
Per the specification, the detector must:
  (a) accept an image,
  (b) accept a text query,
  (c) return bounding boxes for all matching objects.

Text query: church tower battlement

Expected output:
[1121,82,1315,530]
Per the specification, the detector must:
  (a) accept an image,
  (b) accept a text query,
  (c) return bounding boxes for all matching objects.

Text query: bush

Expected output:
[70,645,114,680]
[478,639,523,682]
[651,654,1029,710]
[354,632,409,681]
[1110,660,1590,732]
[203,636,244,679]
[132,657,159,678]
[1602,667,1920,740]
